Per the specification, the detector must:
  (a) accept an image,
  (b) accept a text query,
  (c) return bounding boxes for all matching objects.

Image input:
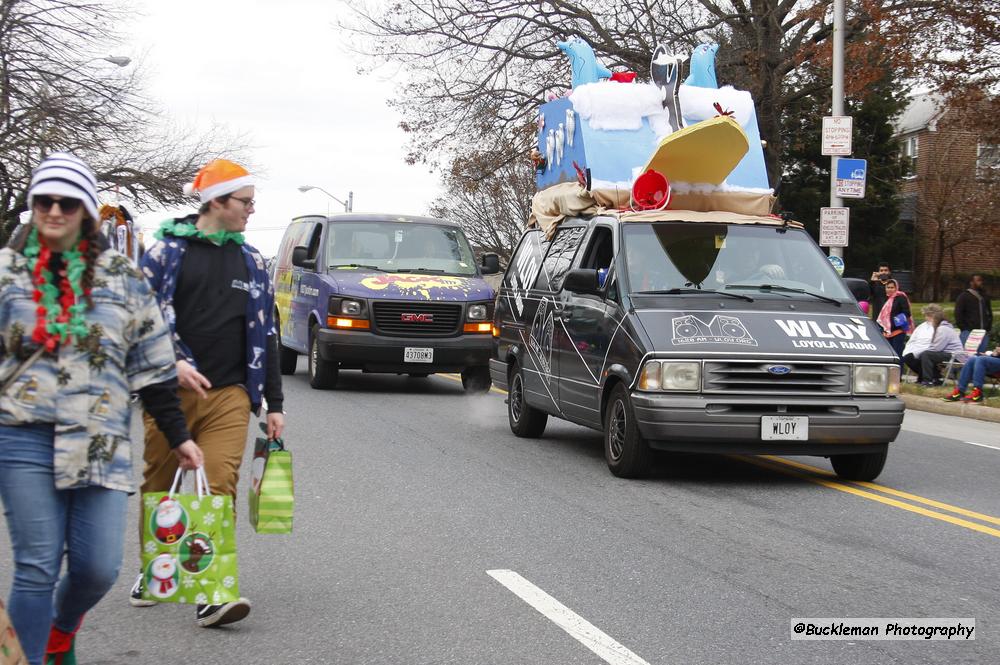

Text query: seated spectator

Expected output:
[901,304,965,385]
[943,346,1000,404]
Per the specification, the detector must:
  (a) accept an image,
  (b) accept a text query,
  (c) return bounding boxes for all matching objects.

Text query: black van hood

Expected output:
[633,307,899,362]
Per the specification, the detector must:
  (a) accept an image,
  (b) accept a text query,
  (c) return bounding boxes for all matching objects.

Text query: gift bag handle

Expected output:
[167,466,213,499]
[258,421,285,451]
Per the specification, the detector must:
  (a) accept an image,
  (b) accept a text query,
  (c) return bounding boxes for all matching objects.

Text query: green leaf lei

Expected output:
[155,218,245,245]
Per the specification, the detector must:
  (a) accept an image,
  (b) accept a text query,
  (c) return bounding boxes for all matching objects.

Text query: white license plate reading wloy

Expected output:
[404,347,434,363]
[761,415,808,440]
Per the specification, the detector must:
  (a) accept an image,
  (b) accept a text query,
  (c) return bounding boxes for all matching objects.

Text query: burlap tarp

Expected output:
[527,182,785,238]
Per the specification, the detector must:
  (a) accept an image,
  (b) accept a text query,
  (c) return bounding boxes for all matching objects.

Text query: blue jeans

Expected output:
[957,355,1000,391]
[0,424,127,665]
[959,330,990,354]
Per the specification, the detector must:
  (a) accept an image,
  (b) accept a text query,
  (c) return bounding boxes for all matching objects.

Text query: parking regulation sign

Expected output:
[835,158,867,198]
[820,207,850,247]
[822,116,853,156]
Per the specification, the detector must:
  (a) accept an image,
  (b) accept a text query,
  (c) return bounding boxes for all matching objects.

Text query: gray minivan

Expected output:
[491,210,905,480]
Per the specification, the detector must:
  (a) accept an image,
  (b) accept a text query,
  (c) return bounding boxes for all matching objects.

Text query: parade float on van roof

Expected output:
[528,39,798,236]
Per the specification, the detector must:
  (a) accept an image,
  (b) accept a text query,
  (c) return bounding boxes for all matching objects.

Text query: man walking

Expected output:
[869,262,892,320]
[133,159,285,627]
[955,274,993,354]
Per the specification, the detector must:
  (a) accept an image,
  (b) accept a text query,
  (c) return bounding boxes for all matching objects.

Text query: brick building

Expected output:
[894,93,1000,300]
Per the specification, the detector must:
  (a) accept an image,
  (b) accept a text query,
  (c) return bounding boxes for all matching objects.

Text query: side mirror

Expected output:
[480,252,501,275]
[563,268,601,295]
[292,246,316,270]
[842,277,871,303]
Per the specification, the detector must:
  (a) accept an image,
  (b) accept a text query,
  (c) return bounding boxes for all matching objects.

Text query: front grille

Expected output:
[703,361,851,395]
[372,301,462,337]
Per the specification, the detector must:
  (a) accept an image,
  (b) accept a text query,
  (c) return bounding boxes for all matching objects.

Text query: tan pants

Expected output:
[139,386,250,553]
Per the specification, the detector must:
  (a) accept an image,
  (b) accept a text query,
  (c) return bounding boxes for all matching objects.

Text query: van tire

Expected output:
[604,383,651,478]
[507,363,547,437]
[278,342,298,375]
[308,324,339,389]
[461,366,491,393]
[830,447,888,481]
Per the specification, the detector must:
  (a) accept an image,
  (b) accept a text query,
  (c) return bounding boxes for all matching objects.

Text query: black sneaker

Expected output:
[129,573,157,607]
[196,598,252,627]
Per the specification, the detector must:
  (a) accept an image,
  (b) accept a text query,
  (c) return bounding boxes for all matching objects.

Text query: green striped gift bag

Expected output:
[248,428,294,534]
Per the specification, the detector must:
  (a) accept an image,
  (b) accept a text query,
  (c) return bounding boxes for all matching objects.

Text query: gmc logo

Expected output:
[401,313,434,323]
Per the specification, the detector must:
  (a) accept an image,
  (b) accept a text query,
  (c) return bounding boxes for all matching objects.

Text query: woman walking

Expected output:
[876,278,912,362]
[0,153,202,664]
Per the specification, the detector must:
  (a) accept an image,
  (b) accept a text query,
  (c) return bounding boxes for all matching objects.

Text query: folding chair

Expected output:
[941,328,987,383]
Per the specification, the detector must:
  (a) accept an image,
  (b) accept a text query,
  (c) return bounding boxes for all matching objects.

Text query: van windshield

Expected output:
[326,222,478,276]
[623,222,853,301]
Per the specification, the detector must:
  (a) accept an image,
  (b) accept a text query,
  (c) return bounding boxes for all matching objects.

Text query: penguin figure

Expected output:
[650,43,686,132]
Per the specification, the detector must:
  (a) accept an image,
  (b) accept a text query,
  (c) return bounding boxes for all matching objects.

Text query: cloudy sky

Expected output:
[124,0,439,256]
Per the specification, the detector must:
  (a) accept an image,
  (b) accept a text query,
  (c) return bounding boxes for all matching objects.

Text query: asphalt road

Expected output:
[2,367,998,664]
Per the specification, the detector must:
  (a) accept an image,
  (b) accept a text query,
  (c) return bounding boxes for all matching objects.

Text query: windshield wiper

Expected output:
[725,283,842,305]
[634,288,754,302]
[329,264,386,271]
[395,268,446,273]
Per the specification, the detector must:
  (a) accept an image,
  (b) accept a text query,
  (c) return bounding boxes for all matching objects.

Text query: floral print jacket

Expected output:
[0,248,178,492]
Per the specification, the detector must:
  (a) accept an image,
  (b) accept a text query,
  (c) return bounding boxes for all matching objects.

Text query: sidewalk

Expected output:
[900,393,1000,424]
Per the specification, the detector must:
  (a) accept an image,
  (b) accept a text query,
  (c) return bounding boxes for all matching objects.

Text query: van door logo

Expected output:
[671,315,757,346]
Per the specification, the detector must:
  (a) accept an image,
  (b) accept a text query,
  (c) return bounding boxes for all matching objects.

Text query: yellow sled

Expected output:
[642,115,749,185]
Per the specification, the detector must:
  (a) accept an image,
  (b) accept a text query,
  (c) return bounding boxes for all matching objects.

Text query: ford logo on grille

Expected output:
[766,364,792,375]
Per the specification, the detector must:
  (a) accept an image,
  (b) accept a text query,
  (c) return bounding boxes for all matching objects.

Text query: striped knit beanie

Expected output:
[28,152,101,222]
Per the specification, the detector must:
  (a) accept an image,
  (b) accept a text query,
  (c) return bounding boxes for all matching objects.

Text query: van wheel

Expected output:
[830,447,888,481]
[507,363,547,437]
[308,324,339,389]
[604,383,651,478]
[461,366,491,393]
[279,344,298,375]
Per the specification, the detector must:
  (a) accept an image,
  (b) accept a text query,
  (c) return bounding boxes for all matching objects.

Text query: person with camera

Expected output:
[869,262,892,320]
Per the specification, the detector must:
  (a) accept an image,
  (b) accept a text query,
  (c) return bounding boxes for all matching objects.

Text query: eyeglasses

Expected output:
[229,195,255,208]
[33,195,82,214]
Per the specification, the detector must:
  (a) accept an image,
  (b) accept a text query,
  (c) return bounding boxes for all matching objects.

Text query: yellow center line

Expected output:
[435,373,1000,538]
[756,455,1000,527]
[737,455,1000,539]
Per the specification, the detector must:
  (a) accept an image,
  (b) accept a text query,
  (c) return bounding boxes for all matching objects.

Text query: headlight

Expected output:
[467,304,488,321]
[637,361,700,392]
[854,365,896,394]
[341,299,363,316]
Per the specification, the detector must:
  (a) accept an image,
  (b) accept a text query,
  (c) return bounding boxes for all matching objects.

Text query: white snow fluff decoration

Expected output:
[677,85,755,126]
[570,81,666,130]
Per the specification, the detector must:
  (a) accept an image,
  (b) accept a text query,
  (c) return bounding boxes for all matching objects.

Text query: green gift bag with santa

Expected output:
[248,424,294,534]
[140,468,239,604]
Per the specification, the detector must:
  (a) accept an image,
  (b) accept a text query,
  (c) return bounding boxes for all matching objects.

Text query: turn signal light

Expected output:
[492,325,500,337]
[464,322,492,333]
[328,316,370,329]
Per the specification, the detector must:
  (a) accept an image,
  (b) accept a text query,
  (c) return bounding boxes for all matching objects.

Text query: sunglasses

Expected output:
[33,195,83,214]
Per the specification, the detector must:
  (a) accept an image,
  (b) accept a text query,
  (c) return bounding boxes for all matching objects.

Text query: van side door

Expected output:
[274,220,313,353]
[526,224,588,413]
[556,223,619,427]
[290,221,325,348]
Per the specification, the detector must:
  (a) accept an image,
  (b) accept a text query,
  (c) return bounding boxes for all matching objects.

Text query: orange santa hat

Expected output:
[183,159,254,202]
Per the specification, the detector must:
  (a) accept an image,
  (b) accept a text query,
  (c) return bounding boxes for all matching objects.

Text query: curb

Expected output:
[900,394,1000,424]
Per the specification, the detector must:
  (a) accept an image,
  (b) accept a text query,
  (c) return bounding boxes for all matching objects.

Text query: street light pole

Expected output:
[828,0,845,261]
[298,185,353,212]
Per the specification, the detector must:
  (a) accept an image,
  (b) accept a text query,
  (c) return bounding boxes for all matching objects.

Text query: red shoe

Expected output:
[942,388,964,402]
[44,625,79,665]
[963,387,984,404]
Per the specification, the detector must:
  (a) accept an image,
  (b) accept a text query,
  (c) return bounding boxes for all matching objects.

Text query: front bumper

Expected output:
[632,393,904,454]
[316,327,492,373]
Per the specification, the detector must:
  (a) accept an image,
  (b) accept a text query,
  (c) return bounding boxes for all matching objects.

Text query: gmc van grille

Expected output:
[372,301,462,337]
[703,361,851,395]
